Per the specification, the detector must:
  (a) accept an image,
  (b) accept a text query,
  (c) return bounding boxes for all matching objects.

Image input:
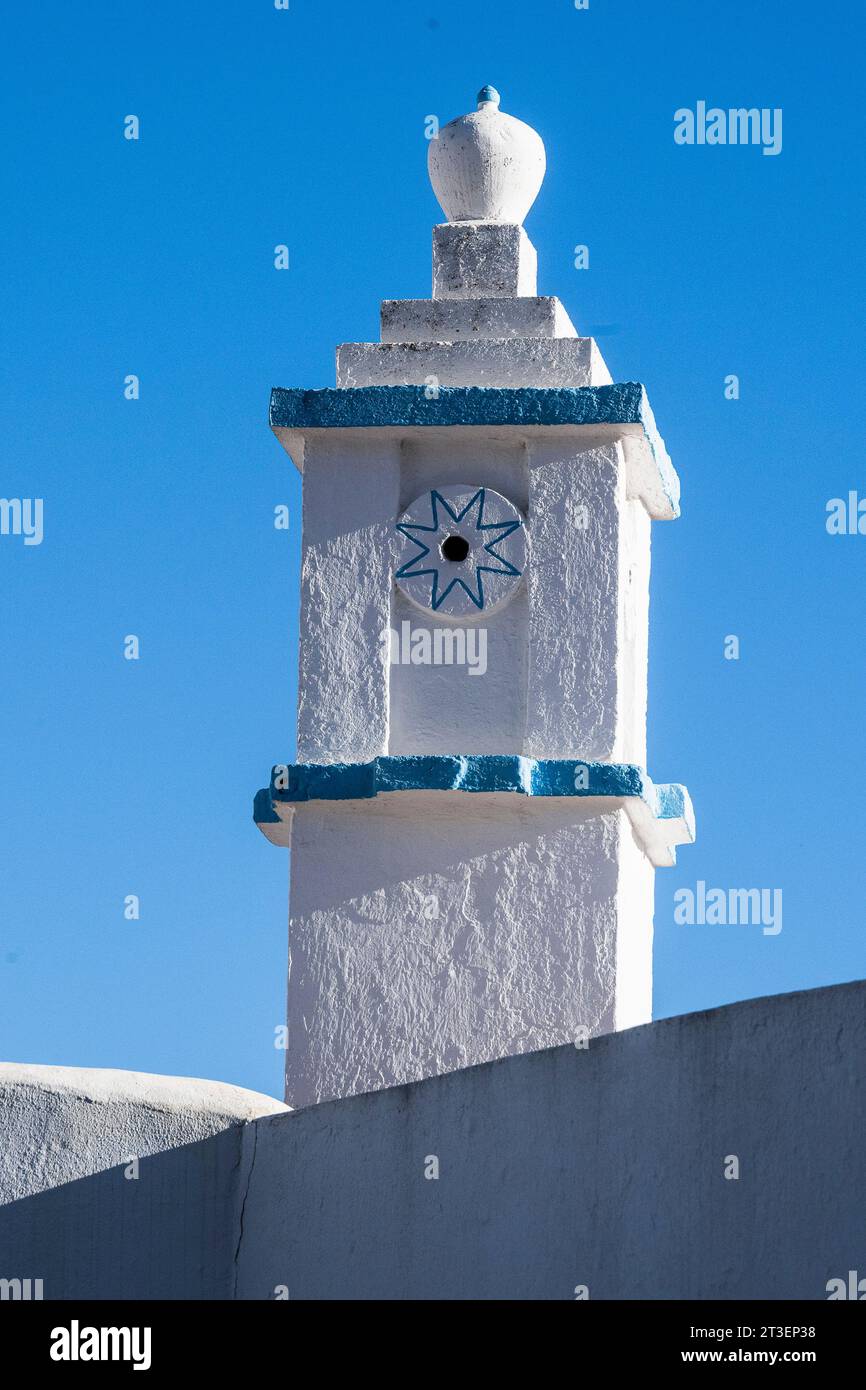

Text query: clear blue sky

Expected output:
[2,1,864,1100]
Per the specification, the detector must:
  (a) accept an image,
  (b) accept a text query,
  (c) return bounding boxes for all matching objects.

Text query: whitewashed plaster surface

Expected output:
[432,221,538,298]
[0,1064,285,1205]
[296,435,399,764]
[1,985,861,1298]
[276,89,686,1108]
[336,335,611,389]
[524,439,651,764]
[379,295,577,342]
[296,432,649,766]
[427,87,546,226]
[285,793,647,1108]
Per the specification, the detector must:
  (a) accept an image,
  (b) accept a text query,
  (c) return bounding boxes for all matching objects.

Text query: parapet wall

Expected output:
[236,979,866,1299]
[2,982,864,1300]
[0,1066,286,1300]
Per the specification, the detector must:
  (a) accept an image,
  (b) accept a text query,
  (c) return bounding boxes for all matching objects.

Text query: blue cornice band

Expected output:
[269,382,679,516]
[270,382,649,432]
[254,754,687,823]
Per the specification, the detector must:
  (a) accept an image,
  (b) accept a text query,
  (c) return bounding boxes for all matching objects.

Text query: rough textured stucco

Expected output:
[432,221,537,298]
[617,494,651,766]
[273,380,647,431]
[296,435,400,763]
[285,793,634,1108]
[336,336,611,390]
[380,296,577,343]
[525,441,626,760]
[237,981,866,1300]
[388,589,529,754]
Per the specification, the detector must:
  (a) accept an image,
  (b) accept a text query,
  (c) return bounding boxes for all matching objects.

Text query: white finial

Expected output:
[428,86,546,225]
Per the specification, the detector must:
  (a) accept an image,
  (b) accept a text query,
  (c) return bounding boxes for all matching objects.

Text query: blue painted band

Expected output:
[269,383,679,517]
[270,382,648,432]
[255,754,686,823]
[253,787,281,825]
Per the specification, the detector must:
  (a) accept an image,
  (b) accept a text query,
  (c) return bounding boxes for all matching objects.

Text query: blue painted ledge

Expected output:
[268,383,679,518]
[254,756,694,866]
[254,755,687,818]
[270,382,649,432]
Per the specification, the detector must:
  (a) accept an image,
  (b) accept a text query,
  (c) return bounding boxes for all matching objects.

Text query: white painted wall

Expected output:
[3,984,862,1299]
[243,982,866,1300]
[297,435,400,763]
[286,793,648,1109]
[524,440,651,762]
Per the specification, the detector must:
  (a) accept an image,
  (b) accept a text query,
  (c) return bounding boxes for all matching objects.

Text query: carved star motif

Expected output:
[395,488,522,612]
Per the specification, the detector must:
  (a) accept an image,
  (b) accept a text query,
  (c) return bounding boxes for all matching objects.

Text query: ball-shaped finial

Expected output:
[428,87,546,225]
